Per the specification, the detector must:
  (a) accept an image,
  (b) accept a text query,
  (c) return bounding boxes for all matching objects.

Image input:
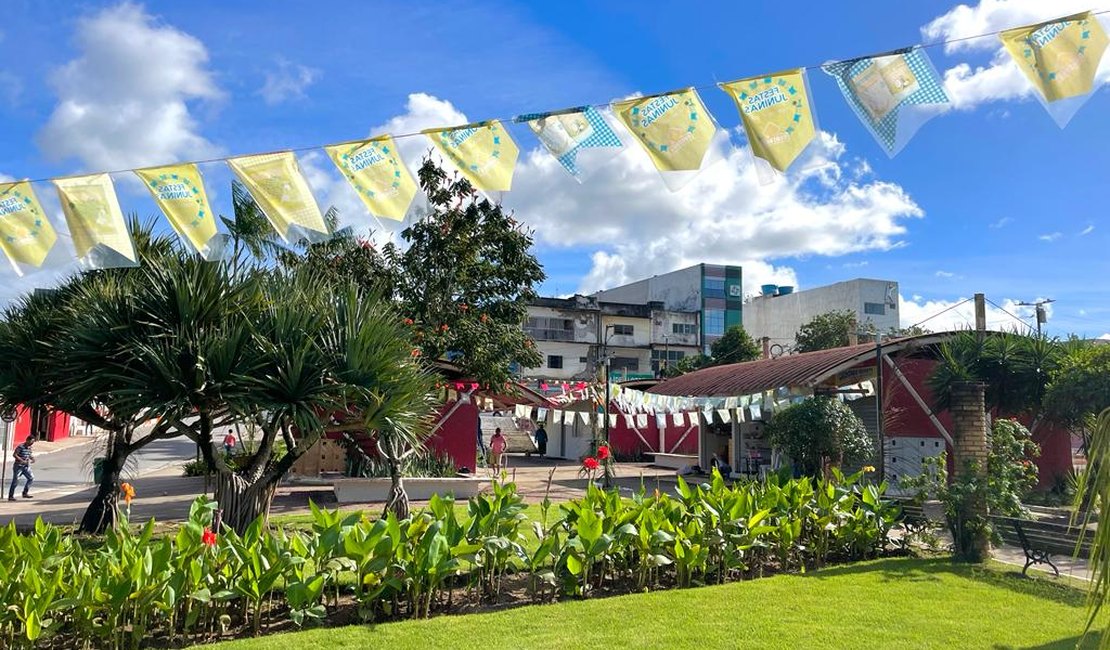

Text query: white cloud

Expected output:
[842,261,869,269]
[923,2,1110,110]
[935,270,956,278]
[989,216,1012,229]
[1039,232,1062,242]
[899,294,1045,333]
[1080,224,1095,235]
[37,3,222,171]
[305,93,923,300]
[259,58,320,105]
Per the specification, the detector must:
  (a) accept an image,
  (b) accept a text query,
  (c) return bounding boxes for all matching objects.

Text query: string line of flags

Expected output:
[0,11,1105,277]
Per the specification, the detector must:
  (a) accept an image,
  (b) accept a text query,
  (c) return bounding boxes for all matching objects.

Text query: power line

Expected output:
[12,10,1109,187]
[906,297,973,331]
[985,298,1039,335]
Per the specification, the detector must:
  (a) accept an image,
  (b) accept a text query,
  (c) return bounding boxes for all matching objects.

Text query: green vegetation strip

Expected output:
[208,558,1101,650]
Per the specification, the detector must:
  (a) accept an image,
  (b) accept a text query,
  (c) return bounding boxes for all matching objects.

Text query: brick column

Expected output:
[951,382,989,482]
[950,381,989,561]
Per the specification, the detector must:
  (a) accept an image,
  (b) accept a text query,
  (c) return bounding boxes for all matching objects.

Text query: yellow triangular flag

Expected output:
[1000,12,1109,103]
[325,136,417,221]
[134,164,220,258]
[720,69,817,173]
[614,88,717,172]
[53,173,137,266]
[423,120,519,192]
[0,180,57,269]
[227,152,329,242]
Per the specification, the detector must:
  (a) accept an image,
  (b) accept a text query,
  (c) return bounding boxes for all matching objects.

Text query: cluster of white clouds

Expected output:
[922,0,1110,110]
[898,294,1047,333]
[15,2,1106,330]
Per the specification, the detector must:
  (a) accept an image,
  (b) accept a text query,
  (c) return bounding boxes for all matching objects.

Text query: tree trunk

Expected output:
[212,470,278,534]
[384,460,409,520]
[78,439,126,534]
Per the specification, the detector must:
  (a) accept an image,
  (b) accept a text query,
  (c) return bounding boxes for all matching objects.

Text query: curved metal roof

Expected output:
[649,332,955,397]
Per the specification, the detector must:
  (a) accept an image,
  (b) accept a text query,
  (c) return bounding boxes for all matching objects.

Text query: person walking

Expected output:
[533,424,548,457]
[8,435,35,501]
[223,430,237,457]
[490,428,507,473]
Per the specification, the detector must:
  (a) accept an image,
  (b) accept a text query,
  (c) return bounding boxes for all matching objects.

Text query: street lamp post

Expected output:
[1,408,17,493]
[601,324,616,489]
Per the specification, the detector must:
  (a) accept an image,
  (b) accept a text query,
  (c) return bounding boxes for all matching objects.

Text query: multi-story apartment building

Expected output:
[593,263,742,354]
[522,296,700,387]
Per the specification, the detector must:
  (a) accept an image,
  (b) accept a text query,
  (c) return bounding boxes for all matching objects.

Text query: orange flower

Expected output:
[120,482,135,505]
[480,314,489,323]
[403,318,414,326]
[459,303,469,311]
[410,348,422,357]
[440,324,449,332]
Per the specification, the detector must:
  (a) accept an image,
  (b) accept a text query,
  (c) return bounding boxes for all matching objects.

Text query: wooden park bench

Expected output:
[891,498,945,550]
[991,515,1092,577]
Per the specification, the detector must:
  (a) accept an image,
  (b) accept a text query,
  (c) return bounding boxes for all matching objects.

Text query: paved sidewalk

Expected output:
[992,544,1092,582]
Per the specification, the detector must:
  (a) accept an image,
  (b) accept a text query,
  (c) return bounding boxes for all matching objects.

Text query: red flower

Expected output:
[459,303,469,311]
[582,457,600,471]
[480,313,489,323]
[597,445,610,461]
[440,324,449,332]
[410,348,422,357]
[403,318,414,326]
[202,527,217,547]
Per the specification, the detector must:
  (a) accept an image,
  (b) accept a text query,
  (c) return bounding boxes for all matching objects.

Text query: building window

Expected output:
[578,356,588,363]
[525,317,575,341]
[547,355,563,369]
[651,349,685,372]
[703,278,726,299]
[612,324,634,336]
[863,302,886,316]
[671,323,697,335]
[704,309,725,336]
[610,356,639,372]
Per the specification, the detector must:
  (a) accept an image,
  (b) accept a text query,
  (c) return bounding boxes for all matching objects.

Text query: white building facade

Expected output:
[742,279,900,353]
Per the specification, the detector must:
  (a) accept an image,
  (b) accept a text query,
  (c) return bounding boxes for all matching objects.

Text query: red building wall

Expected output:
[426,399,480,472]
[606,406,699,458]
[881,357,1072,489]
[10,406,71,443]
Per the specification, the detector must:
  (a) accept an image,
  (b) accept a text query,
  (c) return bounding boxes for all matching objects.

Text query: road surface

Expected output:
[5,436,197,498]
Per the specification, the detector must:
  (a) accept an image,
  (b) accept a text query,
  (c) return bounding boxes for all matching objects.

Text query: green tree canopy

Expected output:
[710,325,761,365]
[794,310,856,353]
[765,397,874,477]
[1042,343,1110,429]
[281,159,544,387]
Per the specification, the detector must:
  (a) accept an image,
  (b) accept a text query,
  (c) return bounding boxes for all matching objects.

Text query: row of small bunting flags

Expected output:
[512,380,876,426]
[0,12,1105,276]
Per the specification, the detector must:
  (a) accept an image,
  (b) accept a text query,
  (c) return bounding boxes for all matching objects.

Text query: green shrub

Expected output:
[765,397,874,476]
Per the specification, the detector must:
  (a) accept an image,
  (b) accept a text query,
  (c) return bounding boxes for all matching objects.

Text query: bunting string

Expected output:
[1,10,1107,273]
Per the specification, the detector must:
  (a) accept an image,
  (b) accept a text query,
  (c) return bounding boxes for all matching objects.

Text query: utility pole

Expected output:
[601,324,616,489]
[974,293,987,334]
[1015,298,1054,337]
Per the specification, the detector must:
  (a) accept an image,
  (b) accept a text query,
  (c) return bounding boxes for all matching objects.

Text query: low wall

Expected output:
[333,476,488,504]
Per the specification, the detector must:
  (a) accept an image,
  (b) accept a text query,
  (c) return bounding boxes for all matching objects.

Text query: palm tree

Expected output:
[1074,408,1110,646]
[0,220,182,532]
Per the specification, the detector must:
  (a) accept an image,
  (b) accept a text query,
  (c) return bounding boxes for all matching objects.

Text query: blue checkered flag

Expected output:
[822,46,950,157]
[515,106,626,182]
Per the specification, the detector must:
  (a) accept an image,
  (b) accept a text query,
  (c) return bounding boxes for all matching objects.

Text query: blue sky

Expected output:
[0,0,1108,337]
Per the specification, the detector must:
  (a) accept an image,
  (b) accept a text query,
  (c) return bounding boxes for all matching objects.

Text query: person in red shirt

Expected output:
[223,430,237,457]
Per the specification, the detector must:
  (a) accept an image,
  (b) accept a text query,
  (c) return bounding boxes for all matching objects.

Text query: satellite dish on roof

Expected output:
[770,344,785,358]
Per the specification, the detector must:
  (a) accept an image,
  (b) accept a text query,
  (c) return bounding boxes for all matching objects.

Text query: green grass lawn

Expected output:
[205,557,1102,650]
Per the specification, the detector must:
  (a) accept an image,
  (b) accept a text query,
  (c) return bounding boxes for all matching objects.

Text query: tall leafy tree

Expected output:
[709,325,761,365]
[794,310,858,353]
[383,160,544,387]
[1043,343,1110,429]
